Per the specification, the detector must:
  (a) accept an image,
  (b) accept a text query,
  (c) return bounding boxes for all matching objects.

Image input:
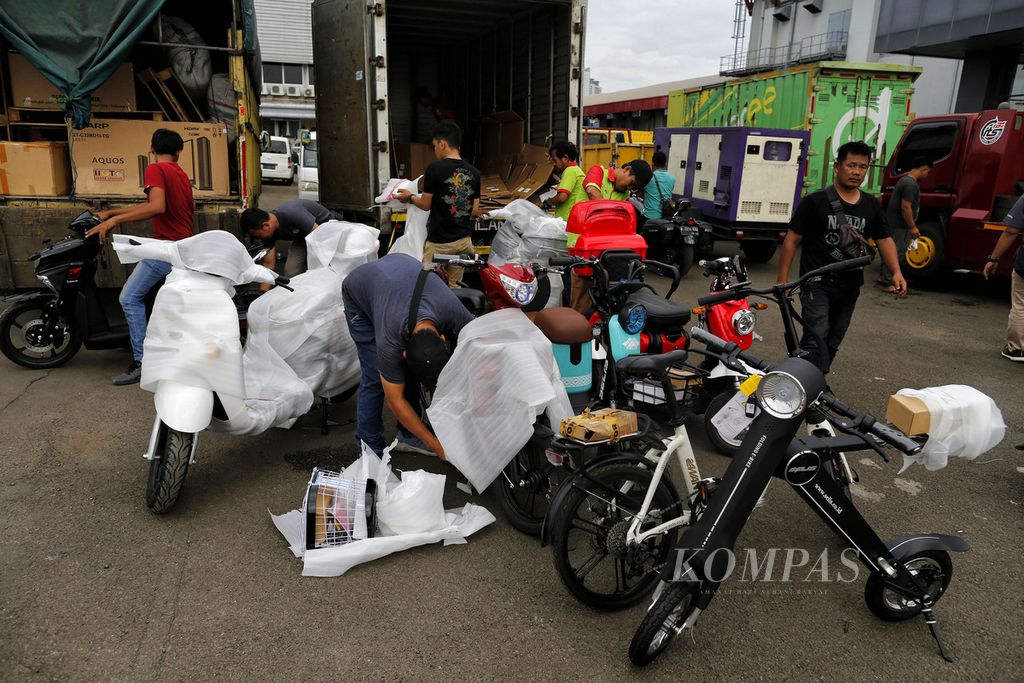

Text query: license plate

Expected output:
[261,163,275,170]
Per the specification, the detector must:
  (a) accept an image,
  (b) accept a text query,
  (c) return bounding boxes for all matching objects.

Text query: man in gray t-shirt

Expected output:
[241,199,335,278]
[880,157,932,290]
[342,253,475,457]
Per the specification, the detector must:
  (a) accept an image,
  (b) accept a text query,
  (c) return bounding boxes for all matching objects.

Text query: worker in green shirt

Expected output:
[542,141,588,222]
[583,159,652,201]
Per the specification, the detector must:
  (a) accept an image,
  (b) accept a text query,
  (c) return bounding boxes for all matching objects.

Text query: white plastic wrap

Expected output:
[486,200,568,309]
[426,308,574,491]
[382,177,429,260]
[895,386,1006,472]
[112,231,278,286]
[270,442,496,577]
[236,222,379,433]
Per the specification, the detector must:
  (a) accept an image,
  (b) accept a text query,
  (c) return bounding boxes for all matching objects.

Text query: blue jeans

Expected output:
[344,309,421,454]
[798,280,860,374]
[120,259,171,361]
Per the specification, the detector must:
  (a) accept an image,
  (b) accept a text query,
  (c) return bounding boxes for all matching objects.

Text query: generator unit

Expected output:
[652,126,810,261]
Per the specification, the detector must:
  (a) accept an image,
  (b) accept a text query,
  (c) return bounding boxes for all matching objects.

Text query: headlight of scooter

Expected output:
[498,272,537,305]
[755,371,807,419]
[732,308,756,336]
[620,303,647,335]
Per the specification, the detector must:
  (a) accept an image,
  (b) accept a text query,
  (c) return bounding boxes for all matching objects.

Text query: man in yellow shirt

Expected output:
[542,141,588,221]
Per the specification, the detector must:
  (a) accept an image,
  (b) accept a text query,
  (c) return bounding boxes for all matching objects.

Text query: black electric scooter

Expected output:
[0,211,136,369]
[628,327,969,667]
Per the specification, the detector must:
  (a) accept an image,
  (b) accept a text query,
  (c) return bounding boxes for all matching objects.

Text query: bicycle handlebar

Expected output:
[695,255,874,307]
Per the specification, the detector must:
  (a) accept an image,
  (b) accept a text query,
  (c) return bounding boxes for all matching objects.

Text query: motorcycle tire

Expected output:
[703,390,745,457]
[628,581,700,667]
[864,549,952,622]
[670,244,695,279]
[551,462,682,610]
[146,421,195,514]
[0,300,82,369]
[491,440,561,537]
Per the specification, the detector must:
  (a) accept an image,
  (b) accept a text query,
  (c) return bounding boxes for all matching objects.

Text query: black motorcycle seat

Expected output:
[454,288,487,316]
[627,290,691,331]
[615,349,689,378]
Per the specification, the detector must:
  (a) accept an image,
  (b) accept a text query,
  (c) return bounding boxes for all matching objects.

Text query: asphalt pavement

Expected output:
[1,224,1022,680]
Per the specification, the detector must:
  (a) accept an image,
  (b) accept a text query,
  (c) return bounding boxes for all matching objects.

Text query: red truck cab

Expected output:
[882,108,1024,279]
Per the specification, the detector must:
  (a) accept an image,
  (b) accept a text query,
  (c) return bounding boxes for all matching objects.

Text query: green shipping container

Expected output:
[667,61,922,195]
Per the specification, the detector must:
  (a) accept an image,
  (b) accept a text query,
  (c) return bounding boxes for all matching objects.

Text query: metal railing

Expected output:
[720,31,848,77]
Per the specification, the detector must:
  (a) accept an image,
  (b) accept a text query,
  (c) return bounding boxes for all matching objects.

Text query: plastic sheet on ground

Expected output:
[426,308,574,491]
[270,442,495,577]
[895,385,1006,472]
[378,177,429,261]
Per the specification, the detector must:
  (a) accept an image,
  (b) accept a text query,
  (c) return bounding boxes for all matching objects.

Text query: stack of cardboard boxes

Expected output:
[0,52,230,199]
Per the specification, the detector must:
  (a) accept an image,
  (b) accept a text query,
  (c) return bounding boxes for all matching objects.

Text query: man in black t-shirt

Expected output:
[241,199,335,279]
[776,141,907,374]
[393,121,481,286]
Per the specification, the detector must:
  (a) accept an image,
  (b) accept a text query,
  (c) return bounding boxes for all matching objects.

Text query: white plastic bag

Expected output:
[427,308,574,490]
[895,385,1006,472]
[375,469,449,536]
[156,16,212,102]
[384,177,429,260]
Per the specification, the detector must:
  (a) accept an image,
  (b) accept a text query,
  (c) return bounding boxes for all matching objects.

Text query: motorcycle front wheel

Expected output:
[0,300,81,369]
[146,421,195,514]
[551,462,681,610]
[491,439,562,536]
[628,581,700,667]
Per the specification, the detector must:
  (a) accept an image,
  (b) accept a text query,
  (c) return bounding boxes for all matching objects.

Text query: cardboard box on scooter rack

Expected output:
[560,407,639,443]
[567,200,648,276]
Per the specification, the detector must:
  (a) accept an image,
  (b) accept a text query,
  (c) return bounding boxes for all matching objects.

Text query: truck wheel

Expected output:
[740,241,776,264]
[902,221,944,280]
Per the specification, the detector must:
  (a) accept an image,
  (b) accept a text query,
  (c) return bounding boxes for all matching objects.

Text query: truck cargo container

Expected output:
[667,62,921,197]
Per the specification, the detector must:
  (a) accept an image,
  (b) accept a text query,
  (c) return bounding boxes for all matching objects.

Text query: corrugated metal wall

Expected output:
[253,0,314,63]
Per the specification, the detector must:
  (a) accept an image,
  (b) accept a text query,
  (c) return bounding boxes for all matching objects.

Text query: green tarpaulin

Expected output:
[0,0,166,128]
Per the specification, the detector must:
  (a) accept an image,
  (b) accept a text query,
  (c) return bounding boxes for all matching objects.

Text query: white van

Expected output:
[298,132,318,201]
[260,136,293,184]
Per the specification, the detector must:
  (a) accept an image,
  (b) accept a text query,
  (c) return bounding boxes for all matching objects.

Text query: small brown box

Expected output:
[560,408,639,443]
[886,394,930,435]
[0,142,70,196]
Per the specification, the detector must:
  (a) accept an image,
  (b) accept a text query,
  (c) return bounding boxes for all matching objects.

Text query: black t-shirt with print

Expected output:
[790,188,890,286]
[423,157,481,243]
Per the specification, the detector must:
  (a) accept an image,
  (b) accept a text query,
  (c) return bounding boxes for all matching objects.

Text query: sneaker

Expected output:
[392,433,436,456]
[1001,346,1024,362]
[113,360,142,385]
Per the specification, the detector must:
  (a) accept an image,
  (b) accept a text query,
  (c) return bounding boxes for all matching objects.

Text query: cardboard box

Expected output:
[0,142,70,196]
[70,119,230,198]
[560,408,638,443]
[507,144,554,200]
[393,142,433,179]
[479,110,524,169]
[9,52,136,111]
[886,394,930,435]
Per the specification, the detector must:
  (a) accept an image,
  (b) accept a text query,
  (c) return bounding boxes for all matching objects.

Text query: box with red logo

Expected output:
[567,200,647,275]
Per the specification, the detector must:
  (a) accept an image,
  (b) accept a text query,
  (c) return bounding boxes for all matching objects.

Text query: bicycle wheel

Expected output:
[864,549,952,621]
[491,440,563,536]
[551,462,682,611]
[629,581,700,666]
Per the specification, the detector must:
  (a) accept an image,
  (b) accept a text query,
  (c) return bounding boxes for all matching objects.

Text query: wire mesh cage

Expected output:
[628,365,706,410]
[301,468,376,550]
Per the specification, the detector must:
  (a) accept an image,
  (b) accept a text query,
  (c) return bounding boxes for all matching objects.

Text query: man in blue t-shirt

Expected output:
[982,194,1024,362]
[342,253,475,457]
[642,151,675,222]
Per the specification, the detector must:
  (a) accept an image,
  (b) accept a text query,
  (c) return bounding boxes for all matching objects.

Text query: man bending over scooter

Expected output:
[86,129,194,385]
[342,253,474,459]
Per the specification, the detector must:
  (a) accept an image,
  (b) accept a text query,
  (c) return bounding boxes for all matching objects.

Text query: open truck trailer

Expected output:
[312,0,585,250]
[0,0,262,289]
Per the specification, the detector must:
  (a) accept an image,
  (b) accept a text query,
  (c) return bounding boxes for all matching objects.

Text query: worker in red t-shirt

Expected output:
[86,129,195,385]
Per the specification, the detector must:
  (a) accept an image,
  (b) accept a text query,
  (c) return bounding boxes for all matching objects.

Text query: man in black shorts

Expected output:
[241,199,334,278]
[776,141,907,374]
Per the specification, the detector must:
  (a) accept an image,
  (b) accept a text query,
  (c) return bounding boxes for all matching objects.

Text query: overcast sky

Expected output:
[584,0,739,92]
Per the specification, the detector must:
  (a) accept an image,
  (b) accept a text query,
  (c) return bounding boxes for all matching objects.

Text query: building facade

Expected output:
[732,0,1015,116]
[253,0,316,141]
